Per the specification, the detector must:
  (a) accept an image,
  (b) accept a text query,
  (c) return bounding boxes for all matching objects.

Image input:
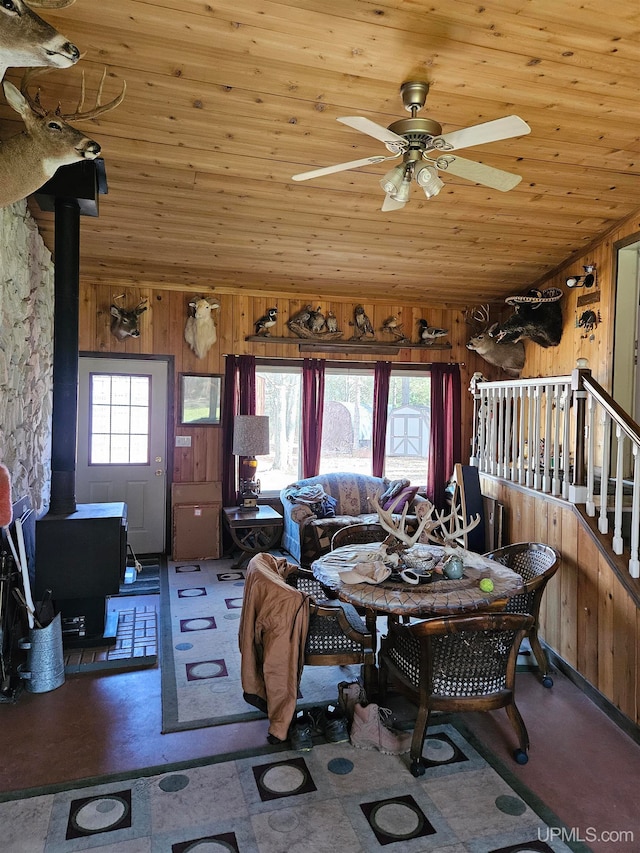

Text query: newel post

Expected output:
[568,361,590,504]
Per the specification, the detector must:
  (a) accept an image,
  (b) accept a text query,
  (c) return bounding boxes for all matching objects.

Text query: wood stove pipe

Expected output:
[35,159,106,516]
[49,197,80,515]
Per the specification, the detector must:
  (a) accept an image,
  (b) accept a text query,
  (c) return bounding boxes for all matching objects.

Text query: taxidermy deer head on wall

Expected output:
[464,304,525,378]
[0,0,80,84]
[0,67,125,208]
[110,294,148,341]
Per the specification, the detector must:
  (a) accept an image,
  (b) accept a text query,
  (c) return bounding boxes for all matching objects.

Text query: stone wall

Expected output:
[0,200,54,514]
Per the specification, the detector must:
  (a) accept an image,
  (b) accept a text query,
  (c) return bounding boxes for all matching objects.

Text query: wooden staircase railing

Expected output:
[470,368,640,579]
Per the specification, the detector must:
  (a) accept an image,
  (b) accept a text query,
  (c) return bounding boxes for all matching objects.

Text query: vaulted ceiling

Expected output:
[4,0,640,307]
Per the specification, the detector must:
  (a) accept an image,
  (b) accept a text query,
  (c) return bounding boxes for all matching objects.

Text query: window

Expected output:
[89,373,151,464]
[255,362,430,493]
[256,365,302,492]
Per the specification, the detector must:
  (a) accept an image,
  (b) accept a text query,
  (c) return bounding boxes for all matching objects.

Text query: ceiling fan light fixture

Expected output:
[379,164,406,195]
[393,174,412,203]
[416,164,444,198]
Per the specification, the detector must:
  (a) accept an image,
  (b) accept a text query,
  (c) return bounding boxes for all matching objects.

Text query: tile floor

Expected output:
[0,592,639,853]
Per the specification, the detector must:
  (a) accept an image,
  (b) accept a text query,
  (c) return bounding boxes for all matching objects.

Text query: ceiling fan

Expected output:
[292,81,531,210]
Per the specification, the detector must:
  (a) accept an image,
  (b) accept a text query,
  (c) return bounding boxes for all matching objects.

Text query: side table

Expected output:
[222,505,284,568]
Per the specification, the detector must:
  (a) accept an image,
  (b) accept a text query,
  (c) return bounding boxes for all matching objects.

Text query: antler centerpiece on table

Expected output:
[368,491,482,570]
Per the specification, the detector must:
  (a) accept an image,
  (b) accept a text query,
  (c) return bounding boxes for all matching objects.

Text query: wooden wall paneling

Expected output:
[540,500,563,652]
[217,294,235,360]
[559,507,579,669]
[636,605,640,726]
[79,283,97,353]
[597,549,617,703]
[96,286,114,352]
[575,529,600,686]
[152,291,171,356]
[611,588,638,723]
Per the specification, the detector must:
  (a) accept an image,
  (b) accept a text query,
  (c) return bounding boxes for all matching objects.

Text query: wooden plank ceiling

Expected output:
[3,0,640,306]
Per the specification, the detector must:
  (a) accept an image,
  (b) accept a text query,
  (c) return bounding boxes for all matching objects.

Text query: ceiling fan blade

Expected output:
[381,193,406,211]
[436,155,522,191]
[292,155,388,181]
[337,116,407,149]
[431,115,531,151]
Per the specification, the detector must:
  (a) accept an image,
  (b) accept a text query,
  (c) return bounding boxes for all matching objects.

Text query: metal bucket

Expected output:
[17,613,65,693]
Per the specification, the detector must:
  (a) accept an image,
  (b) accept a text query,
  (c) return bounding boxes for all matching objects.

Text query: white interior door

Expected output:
[77,357,169,554]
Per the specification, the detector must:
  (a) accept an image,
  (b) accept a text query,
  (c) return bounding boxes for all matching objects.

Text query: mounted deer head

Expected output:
[110,294,148,341]
[0,66,125,208]
[0,0,80,83]
[464,303,525,377]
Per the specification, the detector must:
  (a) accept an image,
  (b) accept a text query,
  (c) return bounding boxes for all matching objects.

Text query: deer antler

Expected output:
[20,66,126,121]
[369,493,432,547]
[463,304,490,329]
[428,507,482,545]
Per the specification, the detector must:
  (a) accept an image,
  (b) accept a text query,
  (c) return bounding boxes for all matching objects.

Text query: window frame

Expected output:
[254,358,431,496]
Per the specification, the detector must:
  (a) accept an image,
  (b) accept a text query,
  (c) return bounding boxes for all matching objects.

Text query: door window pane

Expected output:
[89,373,150,464]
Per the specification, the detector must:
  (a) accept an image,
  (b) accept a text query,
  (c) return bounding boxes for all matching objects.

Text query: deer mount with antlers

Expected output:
[0,0,80,85]
[110,294,148,341]
[0,67,125,209]
[464,303,525,377]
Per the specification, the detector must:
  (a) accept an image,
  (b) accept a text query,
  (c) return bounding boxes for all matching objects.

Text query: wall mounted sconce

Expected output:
[566,264,597,289]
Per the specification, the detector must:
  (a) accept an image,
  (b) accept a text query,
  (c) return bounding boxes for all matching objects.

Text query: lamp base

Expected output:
[237,478,260,511]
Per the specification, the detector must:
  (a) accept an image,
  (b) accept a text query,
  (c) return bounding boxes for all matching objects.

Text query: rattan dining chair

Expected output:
[483,542,560,687]
[286,567,376,694]
[378,612,534,776]
[330,522,388,550]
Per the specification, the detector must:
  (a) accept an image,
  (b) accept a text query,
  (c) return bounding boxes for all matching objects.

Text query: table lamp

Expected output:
[232,415,269,510]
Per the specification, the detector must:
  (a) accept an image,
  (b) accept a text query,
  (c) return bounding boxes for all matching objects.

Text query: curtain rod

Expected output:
[224,355,465,371]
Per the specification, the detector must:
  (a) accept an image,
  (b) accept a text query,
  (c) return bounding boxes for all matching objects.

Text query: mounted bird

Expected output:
[351,305,375,339]
[417,320,448,345]
[381,315,408,342]
[254,307,278,336]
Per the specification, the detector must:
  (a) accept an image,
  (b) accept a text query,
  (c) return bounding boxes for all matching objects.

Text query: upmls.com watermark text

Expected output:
[539,826,635,845]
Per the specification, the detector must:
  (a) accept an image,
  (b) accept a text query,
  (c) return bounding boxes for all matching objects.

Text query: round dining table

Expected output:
[312,542,525,692]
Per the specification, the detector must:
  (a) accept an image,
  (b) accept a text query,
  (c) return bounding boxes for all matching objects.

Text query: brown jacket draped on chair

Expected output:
[238,552,310,741]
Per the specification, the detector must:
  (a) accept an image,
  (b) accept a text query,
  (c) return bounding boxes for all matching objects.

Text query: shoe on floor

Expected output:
[337,680,367,722]
[349,702,412,755]
[289,710,313,751]
[308,704,349,743]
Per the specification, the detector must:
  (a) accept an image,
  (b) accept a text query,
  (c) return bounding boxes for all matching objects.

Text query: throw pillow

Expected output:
[379,478,410,505]
[382,484,418,513]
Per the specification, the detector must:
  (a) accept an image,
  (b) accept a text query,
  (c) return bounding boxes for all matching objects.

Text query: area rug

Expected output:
[0,720,590,853]
[160,556,364,734]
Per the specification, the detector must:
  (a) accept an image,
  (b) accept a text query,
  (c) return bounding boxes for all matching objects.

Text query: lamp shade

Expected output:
[232,415,269,456]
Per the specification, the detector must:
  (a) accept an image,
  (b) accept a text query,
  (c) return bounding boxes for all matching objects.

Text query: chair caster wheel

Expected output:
[541,675,554,688]
[514,749,529,765]
[410,760,425,777]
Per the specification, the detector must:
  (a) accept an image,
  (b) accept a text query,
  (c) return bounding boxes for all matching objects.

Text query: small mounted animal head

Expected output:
[0,0,80,83]
[0,67,126,208]
[184,297,220,359]
[110,295,148,340]
[491,288,563,348]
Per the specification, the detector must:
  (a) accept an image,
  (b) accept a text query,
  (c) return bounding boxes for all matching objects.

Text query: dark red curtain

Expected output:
[372,361,391,478]
[426,363,462,510]
[301,358,325,478]
[222,355,256,505]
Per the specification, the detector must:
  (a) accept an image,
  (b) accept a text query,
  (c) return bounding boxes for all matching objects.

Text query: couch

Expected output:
[280,472,423,567]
